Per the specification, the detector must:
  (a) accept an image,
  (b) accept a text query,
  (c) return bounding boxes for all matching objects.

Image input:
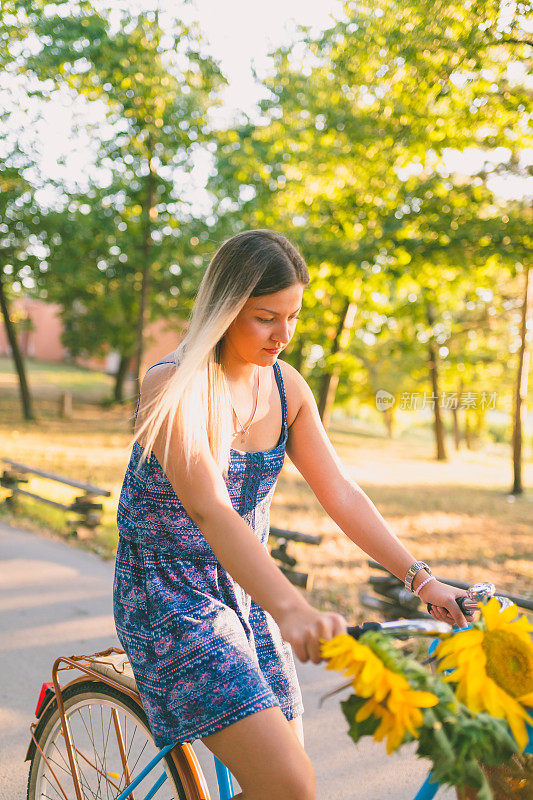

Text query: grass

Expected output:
[1,357,531,623]
[0,355,125,401]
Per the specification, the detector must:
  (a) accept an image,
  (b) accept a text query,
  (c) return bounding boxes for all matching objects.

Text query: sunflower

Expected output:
[435,598,533,751]
[321,634,438,753]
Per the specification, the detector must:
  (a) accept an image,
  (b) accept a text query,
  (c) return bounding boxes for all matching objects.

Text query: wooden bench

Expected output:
[269,526,322,590]
[0,458,110,538]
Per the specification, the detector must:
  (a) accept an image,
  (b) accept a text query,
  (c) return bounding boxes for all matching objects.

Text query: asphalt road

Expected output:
[0,519,453,799]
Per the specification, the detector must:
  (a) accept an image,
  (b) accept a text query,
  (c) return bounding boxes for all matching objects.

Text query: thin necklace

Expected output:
[230,366,260,443]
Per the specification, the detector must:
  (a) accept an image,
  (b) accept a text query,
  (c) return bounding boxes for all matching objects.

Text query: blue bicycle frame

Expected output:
[112,722,533,800]
[111,743,236,800]
[112,630,533,800]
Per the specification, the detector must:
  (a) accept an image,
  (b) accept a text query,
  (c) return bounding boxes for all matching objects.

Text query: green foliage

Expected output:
[38,186,206,360]
[4,2,226,366]
[340,694,380,742]
[207,0,531,438]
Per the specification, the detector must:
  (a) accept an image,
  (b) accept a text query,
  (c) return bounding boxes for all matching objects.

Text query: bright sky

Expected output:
[6,0,533,209]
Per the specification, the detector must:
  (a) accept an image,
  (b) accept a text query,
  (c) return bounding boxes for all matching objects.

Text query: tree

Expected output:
[207,0,531,469]
[512,264,532,494]
[17,0,226,399]
[39,180,207,402]
[0,1,49,419]
[0,128,45,419]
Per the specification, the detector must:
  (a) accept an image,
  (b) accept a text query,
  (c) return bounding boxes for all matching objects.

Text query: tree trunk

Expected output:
[464,409,473,450]
[384,406,394,438]
[0,272,34,420]
[113,352,131,403]
[291,338,305,374]
[511,266,532,495]
[452,379,463,450]
[317,299,357,428]
[426,303,447,460]
[134,135,155,404]
[428,341,447,460]
[452,407,460,449]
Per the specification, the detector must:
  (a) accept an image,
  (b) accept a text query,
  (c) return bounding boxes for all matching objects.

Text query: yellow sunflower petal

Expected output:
[435,629,484,660]
[404,690,439,708]
[481,598,533,639]
[504,615,533,644]
[484,677,509,717]
[386,671,411,691]
[405,708,424,737]
[481,597,513,628]
[374,710,395,742]
[355,698,379,723]
[386,723,406,754]
[503,698,532,752]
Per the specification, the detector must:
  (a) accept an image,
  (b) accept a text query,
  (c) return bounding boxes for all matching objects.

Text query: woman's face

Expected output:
[223,283,304,366]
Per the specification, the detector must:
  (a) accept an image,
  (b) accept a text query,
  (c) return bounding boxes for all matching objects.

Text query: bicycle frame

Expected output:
[30,617,533,800]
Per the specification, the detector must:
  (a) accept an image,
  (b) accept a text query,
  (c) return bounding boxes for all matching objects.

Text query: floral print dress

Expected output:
[113,359,304,747]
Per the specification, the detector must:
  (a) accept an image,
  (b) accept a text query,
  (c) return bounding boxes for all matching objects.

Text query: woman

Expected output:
[114,229,470,800]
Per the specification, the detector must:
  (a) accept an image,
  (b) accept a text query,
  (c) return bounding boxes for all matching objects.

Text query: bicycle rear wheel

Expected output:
[27,679,189,800]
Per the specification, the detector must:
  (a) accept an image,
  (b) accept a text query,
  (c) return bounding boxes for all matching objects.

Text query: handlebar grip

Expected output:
[427,595,474,616]
[347,622,382,640]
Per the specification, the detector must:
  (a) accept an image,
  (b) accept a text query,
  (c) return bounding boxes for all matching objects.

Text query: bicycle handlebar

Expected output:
[348,591,512,641]
[426,594,473,616]
[347,618,453,640]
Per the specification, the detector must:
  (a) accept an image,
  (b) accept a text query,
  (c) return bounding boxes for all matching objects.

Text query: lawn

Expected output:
[1,357,531,622]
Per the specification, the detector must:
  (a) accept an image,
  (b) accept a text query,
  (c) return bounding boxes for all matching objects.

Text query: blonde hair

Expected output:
[130,229,309,478]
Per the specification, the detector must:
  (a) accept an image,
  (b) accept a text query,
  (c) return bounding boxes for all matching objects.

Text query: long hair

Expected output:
[130,229,309,478]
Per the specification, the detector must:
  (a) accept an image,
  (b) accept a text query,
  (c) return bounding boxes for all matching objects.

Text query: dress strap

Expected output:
[134,360,177,418]
[272,361,288,438]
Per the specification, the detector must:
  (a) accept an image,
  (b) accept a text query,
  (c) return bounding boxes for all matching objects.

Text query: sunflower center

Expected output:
[482,630,533,698]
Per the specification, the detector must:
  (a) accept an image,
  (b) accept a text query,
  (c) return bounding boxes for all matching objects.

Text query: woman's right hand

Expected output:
[277,603,349,664]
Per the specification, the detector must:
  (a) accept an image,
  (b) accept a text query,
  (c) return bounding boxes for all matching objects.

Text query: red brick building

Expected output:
[0,296,186,376]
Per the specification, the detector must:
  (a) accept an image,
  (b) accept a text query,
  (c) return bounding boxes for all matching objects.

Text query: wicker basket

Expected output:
[456,755,533,800]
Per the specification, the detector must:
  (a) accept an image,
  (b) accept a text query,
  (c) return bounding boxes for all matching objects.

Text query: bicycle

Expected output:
[25,584,532,800]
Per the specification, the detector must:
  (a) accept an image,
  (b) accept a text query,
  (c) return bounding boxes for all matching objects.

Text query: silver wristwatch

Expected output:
[404,561,432,593]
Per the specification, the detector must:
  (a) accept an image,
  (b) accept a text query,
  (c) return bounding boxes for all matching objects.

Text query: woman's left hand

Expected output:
[419,579,475,627]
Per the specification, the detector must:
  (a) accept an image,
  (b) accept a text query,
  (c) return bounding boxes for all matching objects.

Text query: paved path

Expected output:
[0,520,452,799]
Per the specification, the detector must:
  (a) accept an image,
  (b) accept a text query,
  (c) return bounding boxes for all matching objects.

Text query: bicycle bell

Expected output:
[463,582,514,614]
[467,582,495,602]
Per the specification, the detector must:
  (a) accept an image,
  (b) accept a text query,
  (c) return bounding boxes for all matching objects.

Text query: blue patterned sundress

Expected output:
[113,359,304,747]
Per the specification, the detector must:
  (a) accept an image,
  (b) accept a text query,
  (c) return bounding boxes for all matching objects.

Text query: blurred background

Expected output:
[0,0,532,615]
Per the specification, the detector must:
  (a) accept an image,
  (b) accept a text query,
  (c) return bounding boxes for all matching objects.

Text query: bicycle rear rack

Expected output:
[28,646,211,800]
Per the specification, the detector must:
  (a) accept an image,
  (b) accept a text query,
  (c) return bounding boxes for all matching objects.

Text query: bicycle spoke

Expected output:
[102,704,115,800]
[99,703,111,800]
[71,707,103,799]
[125,719,138,764]
[61,711,96,800]
[46,744,72,777]
[44,747,94,800]
[75,707,105,788]
[126,739,150,782]
[42,773,64,800]
[65,728,122,798]
[88,703,106,798]
[32,690,182,800]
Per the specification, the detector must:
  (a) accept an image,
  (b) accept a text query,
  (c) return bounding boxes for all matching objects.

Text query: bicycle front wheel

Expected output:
[27,679,190,800]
